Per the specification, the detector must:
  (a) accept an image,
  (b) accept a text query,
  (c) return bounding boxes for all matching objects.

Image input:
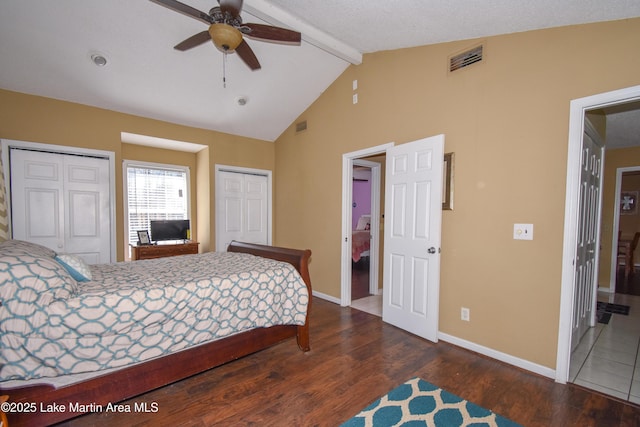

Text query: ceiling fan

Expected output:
[150,0,301,71]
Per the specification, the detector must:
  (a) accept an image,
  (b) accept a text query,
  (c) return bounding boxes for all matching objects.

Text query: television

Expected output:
[150,219,190,243]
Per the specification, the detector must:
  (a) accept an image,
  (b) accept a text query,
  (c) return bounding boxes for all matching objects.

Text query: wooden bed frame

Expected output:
[0,241,312,427]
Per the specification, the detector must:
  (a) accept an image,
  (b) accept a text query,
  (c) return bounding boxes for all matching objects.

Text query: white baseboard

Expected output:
[311,292,556,379]
[312,290,341,305]
[438,332,556,380]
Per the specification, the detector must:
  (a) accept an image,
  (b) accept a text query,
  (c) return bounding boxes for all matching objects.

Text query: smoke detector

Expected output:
[90,53,108,67]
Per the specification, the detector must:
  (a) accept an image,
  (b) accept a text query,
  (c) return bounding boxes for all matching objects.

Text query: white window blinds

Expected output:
[124,162,189,245]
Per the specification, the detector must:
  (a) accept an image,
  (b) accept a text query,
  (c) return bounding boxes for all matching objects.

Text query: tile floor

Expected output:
[570,292,640,403]
[350,294,382,317]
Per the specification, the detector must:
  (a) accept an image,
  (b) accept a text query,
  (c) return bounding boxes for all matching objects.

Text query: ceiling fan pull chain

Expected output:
[223,52,227,88]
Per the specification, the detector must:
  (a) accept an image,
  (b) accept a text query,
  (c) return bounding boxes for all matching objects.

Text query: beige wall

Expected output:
[0,89,275,258]
[618,174,640,240]
[274,18,640,369]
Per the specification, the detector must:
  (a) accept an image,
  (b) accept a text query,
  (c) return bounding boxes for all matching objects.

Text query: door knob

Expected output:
[428,247,437,254]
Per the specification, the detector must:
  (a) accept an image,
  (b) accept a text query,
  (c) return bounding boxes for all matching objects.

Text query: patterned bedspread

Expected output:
[0,246,309,382]
[352,230,371,262]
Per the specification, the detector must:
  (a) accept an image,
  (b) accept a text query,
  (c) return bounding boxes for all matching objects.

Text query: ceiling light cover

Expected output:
[208,24,243,52]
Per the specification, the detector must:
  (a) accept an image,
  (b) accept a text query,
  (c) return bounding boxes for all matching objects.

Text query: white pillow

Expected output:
[55,254,93,282]
[356,215,371,231]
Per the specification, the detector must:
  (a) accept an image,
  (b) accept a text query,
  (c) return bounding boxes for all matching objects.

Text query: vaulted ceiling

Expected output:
[1,1,639,145]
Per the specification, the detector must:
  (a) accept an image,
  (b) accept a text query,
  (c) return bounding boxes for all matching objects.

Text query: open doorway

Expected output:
[351,161,374,300]
[558,85,640,403]
[611,168,640,296]
[349,159,383,316]
[341,143,393,315]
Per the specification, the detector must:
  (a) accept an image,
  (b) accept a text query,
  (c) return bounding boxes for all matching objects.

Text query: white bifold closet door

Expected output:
[10,148,112,264]
[216,170,268,251]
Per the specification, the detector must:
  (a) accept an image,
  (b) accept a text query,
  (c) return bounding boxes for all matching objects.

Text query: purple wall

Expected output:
[352,175,371,229]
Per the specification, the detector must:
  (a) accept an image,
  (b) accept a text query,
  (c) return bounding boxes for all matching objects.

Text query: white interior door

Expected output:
[10,149,111,264]
[215,170,268,251]
[571,121,604,350]
[382,135,444,342]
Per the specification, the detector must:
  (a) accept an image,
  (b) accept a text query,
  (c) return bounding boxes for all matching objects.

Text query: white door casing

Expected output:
[557,84,640,384]
[214,166,271,252]
[571,120,604,351]
[382,135,444,342]
[9,148,112,264]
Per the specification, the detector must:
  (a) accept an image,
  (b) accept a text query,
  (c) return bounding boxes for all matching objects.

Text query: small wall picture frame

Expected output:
[442,152,454,210]
[137,230,151,245]
[621,191,638,215]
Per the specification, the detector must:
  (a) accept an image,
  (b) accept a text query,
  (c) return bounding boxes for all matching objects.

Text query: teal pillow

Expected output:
[55,254,93,282]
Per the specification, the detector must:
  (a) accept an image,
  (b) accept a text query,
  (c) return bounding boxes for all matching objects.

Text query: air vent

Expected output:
[296,120,308,133]
[449,44,483,72]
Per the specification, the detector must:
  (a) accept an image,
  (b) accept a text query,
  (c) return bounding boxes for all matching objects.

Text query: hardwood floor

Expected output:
[616,265,640,296]
[60,298,640,426]
[351,258,370,300]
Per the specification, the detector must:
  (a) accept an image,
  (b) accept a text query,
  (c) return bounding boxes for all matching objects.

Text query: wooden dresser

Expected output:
[130,242,199,261]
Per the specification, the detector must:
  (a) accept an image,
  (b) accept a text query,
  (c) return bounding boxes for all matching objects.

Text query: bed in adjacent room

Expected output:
[0,239,312,426]
[352,214,371,264]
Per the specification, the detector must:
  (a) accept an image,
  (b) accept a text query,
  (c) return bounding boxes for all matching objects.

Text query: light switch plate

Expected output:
[514,223,533,240]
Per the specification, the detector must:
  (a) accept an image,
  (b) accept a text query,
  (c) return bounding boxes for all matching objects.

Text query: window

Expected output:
[123,161,190,246]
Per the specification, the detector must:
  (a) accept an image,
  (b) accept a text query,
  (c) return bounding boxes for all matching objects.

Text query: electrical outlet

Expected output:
[461,307,470,322]
[353,93,358,104]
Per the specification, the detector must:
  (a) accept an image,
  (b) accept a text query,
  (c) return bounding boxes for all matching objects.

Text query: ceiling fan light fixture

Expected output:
[208,23,243,52]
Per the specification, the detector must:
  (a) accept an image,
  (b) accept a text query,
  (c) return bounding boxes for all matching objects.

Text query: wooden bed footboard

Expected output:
[0,241,312,427]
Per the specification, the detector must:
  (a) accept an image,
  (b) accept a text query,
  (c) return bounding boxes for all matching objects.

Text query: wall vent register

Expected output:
[449,44,483,72]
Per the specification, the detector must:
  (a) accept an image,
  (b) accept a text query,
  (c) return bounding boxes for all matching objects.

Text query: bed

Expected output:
[0,239,312,426]
[352,214,371,263]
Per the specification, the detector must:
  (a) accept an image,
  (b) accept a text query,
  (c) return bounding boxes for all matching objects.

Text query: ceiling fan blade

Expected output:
[149,0,213,24]
[235,40,261,70]
[218,0,243,17]
[174,30,211,51]
[242,23,301,44]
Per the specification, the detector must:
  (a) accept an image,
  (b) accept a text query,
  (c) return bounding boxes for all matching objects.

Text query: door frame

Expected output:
[609,165,640,293]
[556,84,640,383]
[214,164,272,252]
[1,138,116,262]
[341,143,393,306]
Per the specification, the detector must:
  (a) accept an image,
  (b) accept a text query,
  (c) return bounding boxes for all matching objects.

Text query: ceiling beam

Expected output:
[243,0,363,65]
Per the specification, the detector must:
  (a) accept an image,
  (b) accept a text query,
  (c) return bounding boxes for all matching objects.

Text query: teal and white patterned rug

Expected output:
[341,377,522,427]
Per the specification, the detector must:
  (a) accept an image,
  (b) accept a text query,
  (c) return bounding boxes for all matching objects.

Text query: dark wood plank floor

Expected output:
[617,266,640,296]
[60,298,640,426]
[351,259,370,300]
